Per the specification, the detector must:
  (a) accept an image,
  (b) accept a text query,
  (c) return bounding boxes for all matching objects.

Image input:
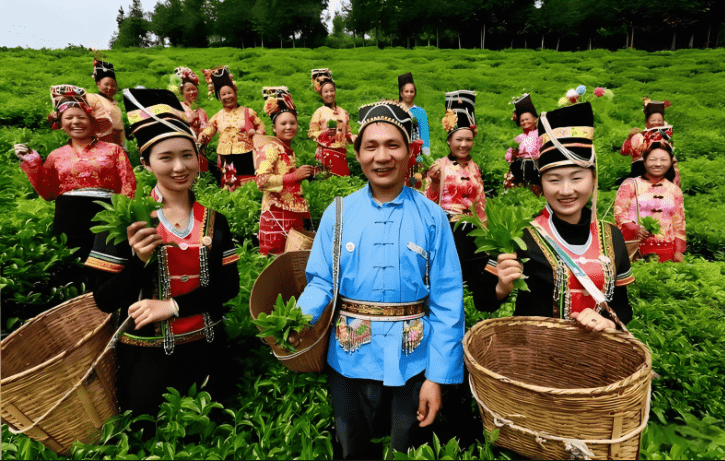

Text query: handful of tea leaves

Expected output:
[91,194,162,245]
[253,294,312,353]
[457,196,531,291]
[326,119,338,129]
[639,215,661,236]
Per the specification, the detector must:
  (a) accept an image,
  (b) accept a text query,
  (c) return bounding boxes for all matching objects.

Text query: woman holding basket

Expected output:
[85,89,240,419]
[483,102,634,330]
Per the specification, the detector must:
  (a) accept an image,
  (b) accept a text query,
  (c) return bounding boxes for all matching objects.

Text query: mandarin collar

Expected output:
[366,183,406,207]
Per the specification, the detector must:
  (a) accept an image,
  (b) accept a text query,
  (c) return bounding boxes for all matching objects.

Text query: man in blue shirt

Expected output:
[298,100,465,458]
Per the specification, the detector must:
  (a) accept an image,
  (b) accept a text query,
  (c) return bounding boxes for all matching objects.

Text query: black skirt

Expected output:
[54,194,111,262]
[220,151,255,176]
[510,157,539,185]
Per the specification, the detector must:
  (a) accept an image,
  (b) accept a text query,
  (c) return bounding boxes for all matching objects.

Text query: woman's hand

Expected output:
[496,253,523,300]
[417,379,441,427]
[127,220,163,263]
[635,225,650,241]
[571,308,616,332]
[197,132,209,145]
[428,163,441,181]
[128,299,176,330]
[295,165,315,181]
[14,144,33,162]
[673,252,685,263]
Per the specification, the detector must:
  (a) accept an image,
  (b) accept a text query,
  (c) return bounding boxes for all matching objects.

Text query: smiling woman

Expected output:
[480,102,635,331]
[15,84,136,266]
[85,88,240,423]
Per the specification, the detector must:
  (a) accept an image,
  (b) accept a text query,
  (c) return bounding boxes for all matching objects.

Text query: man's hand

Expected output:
[417,379,442,427]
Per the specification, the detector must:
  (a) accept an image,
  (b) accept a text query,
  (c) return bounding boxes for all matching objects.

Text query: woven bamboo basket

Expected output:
[284,228,316,253]
[1,293,118,454]
[250,250,334,373]
[463,316,652,460]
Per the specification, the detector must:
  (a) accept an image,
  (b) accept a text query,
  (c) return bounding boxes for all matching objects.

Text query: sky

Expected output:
[1,0,342,49]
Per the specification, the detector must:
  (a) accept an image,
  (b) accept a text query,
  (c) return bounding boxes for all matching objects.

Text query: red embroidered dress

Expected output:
[424,156,486,223]
[614,176,686,262]
[180,101,210,172]
[19,140,136,200]
[308,105,353,176]
[530,207,618,317]
[254,137,310,255]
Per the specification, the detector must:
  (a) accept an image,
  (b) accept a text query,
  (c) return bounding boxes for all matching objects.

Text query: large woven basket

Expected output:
[1,293,118,454]
[464,317,652,460]
[250,250,334,373]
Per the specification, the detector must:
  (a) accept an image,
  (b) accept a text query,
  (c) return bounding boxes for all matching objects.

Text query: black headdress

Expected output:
[123,89,195,157]
[398,72,415,91]
[513,93,538,126]
[537,102,595,173]
[93,59,116,82]
[442,90,477,137]
[358,100,414,144]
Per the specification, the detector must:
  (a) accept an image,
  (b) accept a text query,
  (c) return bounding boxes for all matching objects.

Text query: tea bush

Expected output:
[1,47,724,459]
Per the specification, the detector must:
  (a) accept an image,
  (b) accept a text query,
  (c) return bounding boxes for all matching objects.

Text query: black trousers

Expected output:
[328,367,427,460]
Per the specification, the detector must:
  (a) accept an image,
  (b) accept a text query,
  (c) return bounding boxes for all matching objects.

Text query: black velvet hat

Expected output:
[358,100,414,144]
[93,59,116,82]
[536,102,595,173]
[513,93,538,126]
[442,90,477,137]
[203,66,237,100]
[123,88,195,157]
[643,97,666,120]
[398,72,415,91]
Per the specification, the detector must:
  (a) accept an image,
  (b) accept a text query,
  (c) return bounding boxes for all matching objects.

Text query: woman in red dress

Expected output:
[615,141,685,263]
[198,65,266,191]
[254,87,313,255]
[15,85,135,262]
[504,93,542,196]
[308,68,355,176]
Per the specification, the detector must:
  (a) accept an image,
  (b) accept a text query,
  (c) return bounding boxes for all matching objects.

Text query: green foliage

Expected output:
[639,216,662,236]
[90,194,163,245]
[2,47,725,460]
[252,295,312,353]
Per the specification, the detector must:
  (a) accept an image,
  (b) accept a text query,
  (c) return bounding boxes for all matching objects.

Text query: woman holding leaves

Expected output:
[308,68,355,177]
[86,59,126,148]
[169,66,212,174]
[614,141,685,263]
[198,65,266,191]
[14,85,135,263]
[425,91,487,300]
[254,87,313,255]
[503,93,542,196]
[620,97,680,187]
[85,89,240,419]
[482,102,634,330]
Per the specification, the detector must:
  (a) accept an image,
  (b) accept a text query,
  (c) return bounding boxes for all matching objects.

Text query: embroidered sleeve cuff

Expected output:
[222,248,240,266]
[615,268,635,287]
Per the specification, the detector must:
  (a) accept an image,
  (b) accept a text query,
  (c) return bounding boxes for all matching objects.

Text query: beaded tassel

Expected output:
[163,321,175,355]
[158,246,171,300]
[203,312,214,343]
[600,255,615,301]
[402,319,424,355]
[199,246,210,287]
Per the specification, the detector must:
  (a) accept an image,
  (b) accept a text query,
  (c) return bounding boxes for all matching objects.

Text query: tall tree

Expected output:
[111,0,152,48]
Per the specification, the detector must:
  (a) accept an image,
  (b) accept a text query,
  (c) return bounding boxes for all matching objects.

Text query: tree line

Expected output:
[113,0,724,51]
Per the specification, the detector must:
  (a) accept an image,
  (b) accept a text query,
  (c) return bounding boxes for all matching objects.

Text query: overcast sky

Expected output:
[2,0,342,49]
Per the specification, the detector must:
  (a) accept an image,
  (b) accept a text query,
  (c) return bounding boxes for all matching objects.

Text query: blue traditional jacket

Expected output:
[410,106,431,156]
[298,184,464,386]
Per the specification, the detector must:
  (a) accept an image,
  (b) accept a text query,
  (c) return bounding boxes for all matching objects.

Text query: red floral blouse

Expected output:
[425,156,486,223]
[19,140,136,200]
[254,136,309,214]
